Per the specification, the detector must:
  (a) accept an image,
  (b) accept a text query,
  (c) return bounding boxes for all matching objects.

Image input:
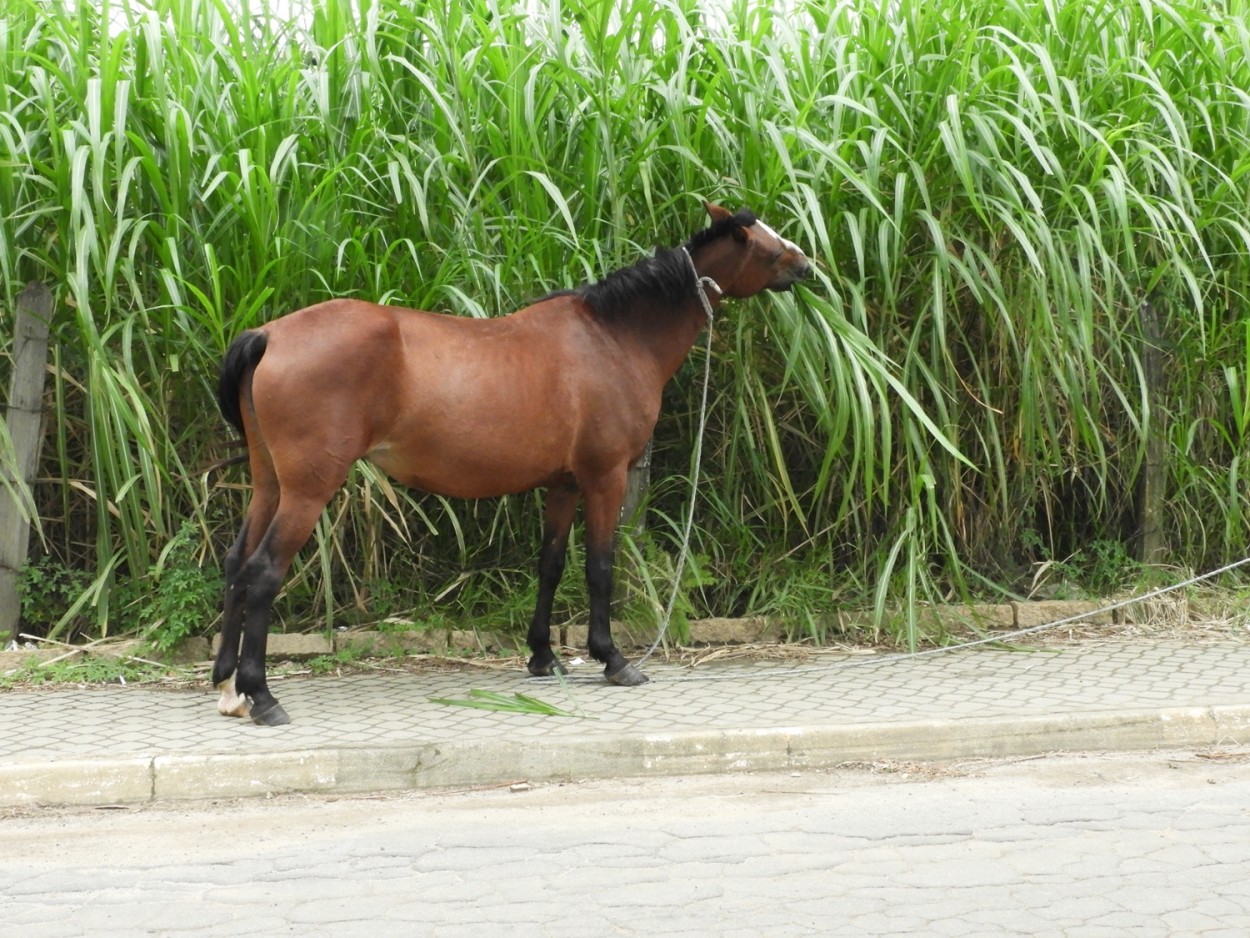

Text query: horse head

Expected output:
[697,202,812,298]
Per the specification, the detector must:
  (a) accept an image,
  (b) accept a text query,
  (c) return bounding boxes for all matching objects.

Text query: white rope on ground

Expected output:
[546,480,1250,685]
[533,551,1250,687]
[845,554,1250,665]
[661,553,1250,684]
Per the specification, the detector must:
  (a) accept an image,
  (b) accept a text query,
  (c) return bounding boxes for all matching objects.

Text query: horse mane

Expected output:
[684,208,758,254]
[577,209,758,322]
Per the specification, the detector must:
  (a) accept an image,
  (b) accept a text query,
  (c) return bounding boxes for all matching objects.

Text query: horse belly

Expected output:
[364,421,570,499]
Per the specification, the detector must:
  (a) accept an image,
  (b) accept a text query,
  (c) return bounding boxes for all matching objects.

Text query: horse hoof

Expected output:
[250,700,291,726]
[605,662,649,686]
[218,697,251,718]
[527,656,567,677]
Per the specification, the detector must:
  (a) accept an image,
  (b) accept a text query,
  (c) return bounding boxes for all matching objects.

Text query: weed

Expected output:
[428,689,587,718]
[0,654,172,689]
[135,523,223,654]
[745,559,842,643]
[306,646,371,675]
[617,533,718,644]
[1025,534,1157,599]
[19,558,93,640]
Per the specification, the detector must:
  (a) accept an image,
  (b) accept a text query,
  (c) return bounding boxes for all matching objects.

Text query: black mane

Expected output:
[683,208,757,254]
[577,209,758,321]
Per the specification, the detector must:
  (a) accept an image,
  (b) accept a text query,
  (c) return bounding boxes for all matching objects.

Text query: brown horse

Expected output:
[213,202,810,724]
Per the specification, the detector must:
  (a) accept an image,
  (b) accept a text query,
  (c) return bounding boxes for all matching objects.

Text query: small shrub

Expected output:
[19,557,93,638]
[138,523,222,653]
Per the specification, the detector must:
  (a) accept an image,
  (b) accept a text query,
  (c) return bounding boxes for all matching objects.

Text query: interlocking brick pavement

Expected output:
[2,641,1250,806]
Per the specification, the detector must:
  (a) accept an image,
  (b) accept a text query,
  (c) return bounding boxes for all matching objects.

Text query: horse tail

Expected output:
[218,330,268,437]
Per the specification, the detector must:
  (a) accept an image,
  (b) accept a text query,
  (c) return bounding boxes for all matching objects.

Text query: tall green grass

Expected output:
[2,0,1248,645]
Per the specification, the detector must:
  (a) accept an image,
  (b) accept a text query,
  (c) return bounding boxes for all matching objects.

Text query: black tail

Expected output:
[218,330,268,436]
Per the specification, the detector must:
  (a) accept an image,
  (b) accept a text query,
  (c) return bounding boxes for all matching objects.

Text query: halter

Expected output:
[680,246,721,323]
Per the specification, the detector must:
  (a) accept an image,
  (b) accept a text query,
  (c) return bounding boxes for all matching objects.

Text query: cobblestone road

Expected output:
[5,748,1250,936]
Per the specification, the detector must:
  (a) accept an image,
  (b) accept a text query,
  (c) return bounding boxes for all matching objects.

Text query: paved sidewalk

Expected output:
[3,641,1250,807]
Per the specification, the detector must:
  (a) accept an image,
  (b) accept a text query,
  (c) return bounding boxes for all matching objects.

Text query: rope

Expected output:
[633,249,720,668]
[533,552,1250,687]
[671,553,1250,684]
[680,559,1247,689]
[869,553,1250,664]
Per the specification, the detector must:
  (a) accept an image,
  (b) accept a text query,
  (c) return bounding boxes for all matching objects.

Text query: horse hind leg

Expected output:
[215,523,252,718]
[213,459,279,718]
[215,512,277,719]
[232,543,291,726]
[232,492,331,726]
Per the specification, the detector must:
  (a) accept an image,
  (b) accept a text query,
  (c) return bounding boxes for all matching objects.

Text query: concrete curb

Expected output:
[6,702,1249,808]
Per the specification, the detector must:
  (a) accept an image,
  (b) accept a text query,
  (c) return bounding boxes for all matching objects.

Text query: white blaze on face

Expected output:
[754,219,805,258]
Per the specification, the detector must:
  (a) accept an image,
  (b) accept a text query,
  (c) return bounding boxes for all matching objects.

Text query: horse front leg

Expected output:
[526,484,579,677]
[582,471,649,686]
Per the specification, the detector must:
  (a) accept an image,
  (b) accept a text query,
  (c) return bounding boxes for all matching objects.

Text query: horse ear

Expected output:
[704,202,733,222]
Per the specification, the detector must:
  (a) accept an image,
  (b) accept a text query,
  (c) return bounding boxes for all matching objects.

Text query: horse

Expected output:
[213,202,811,725]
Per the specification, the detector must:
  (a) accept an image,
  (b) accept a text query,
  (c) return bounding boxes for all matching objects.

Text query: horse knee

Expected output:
[587,548,611,582]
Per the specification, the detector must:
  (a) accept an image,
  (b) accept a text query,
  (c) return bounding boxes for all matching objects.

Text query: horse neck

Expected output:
[600,244,739,384]
[612,297,710,385]
[630,245,742,381]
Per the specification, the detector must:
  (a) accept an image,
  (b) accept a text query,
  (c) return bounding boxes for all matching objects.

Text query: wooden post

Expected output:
[620,438,652,532]
[1135,296,1167,564]
[612,439,652,609]
[1,283,53,645]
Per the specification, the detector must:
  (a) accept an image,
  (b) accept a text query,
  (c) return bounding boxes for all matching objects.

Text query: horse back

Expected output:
[246,297,658,499]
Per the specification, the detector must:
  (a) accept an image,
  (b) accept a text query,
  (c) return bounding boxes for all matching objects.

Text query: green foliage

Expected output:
[307,646,372,675]
[1023,533,1166,599]
[740,555,844,643]
[617,532,716,644]
[428,689,587,718]
[134,522,222,653]
[19,558,93,640]
[0,654,172,689]
[2,0,1248,647]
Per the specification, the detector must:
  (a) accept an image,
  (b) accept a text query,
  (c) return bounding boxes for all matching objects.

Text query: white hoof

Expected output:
[216,676,252,718]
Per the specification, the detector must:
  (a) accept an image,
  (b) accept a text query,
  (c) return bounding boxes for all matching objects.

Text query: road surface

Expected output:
[4,748,1250,935]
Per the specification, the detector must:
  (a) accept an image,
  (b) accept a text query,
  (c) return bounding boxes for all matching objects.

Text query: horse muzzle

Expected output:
[771,259,813,291]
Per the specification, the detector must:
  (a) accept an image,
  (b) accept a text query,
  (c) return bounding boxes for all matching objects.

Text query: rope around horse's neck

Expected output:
[635,250,720,667]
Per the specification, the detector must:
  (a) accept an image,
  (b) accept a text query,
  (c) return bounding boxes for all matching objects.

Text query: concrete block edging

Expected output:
[4,701,1245,808]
